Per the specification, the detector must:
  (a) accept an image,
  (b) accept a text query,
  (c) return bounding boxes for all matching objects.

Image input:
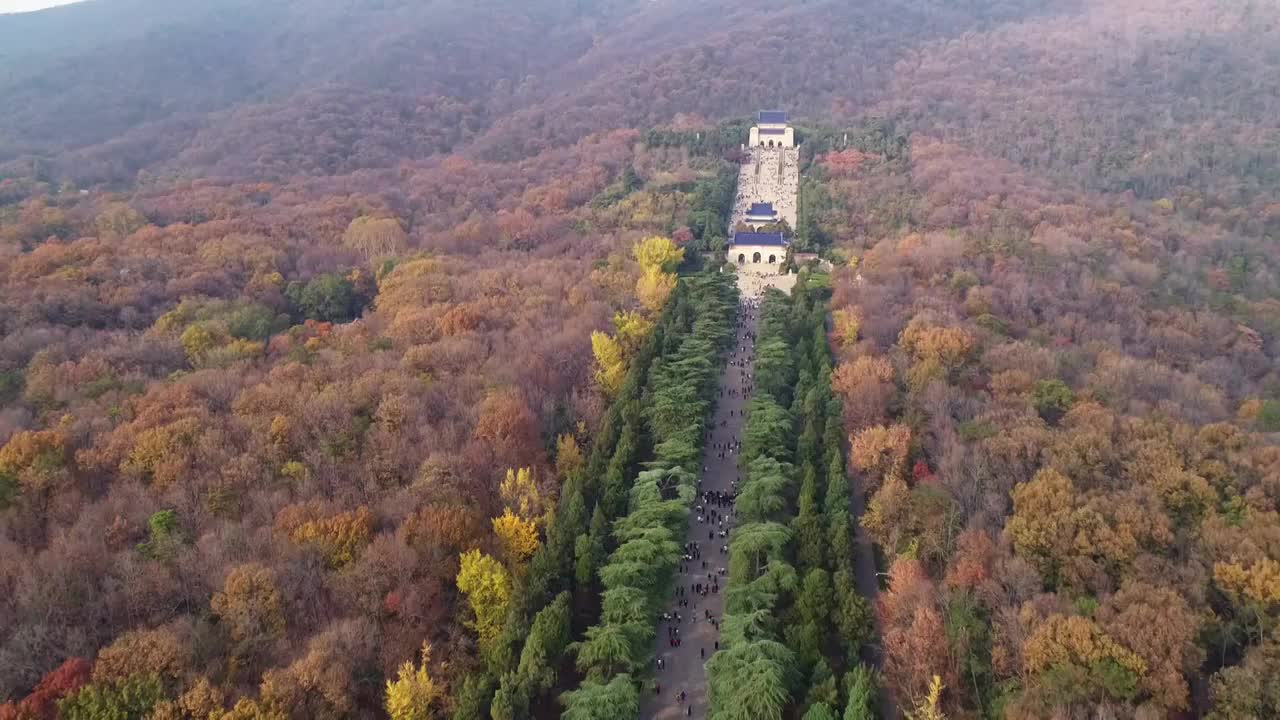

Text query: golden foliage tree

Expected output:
[218,697,287,720]
[1023,614,1147,679]
[384,643,441,720]
[276,505,375,568]
[862,473,912,554]
[899,318,974,366]
[211,563,285,646]
[180,324,217,365]
[493,466,545,567]
[456,549,512,646]
[612,310,653,354]
[173,678,227,719]
[636,268,678,314]
[94,202,147,240]
[905,676,946,720]
[0,427,69,497]
[492,509,541,565]
[374,256,448,317]
[121,417,201,489]
[1126,444,1215,525]
[1004,468,1077,579]
[898,317,974,391]
[849,424,911,490]
[831,307,862,348]
[1214,557,1280,606]
[500,467,542,522]
[591,330,628,396]
[632,236,683,314]
[1078,492,1174,571]
[632,235,684,274]
[591,311,655,396]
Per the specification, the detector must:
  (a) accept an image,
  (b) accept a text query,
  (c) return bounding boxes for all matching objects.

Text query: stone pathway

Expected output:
[640,278,790,720]
[735,267,796,298]
[729,146,799,230]
[639,296,753,720]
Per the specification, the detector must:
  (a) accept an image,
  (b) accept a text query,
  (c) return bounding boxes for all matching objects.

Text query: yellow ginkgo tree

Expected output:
[591,310,656,396]
[500,467,541,520]
[632,235,685,275]
[632,235,683,314]
[591,331,627,396]
[384,642,440,720]
[491,467,547,569]
[493,509,540,565]
[457,549,512,647]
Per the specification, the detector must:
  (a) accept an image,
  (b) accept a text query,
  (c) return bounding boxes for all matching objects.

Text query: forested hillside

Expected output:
[2,0,1279,717]
[820,137,1280,717]
[3,0,1070,184]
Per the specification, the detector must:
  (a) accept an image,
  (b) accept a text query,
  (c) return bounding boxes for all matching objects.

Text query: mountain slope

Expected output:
[1,0,1279,717]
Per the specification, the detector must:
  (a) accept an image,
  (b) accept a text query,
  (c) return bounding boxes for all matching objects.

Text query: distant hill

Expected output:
[0,0,618,179]
[4,0,1276,209]
[0,0,1072,184]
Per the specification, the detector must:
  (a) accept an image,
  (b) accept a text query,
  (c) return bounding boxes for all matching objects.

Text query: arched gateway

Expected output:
[729,231,788,267]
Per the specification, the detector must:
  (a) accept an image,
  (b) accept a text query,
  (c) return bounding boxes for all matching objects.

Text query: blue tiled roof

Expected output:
[732,232,788,247]
[758,110,787,124]
[747,202,775,216]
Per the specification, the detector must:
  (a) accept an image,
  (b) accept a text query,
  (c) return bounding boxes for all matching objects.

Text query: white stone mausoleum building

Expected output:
[748,110,795,148]
[730,231,788,266]
[728,110,799,270]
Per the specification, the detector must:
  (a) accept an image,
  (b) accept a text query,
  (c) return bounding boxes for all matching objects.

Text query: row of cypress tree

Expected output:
[559,271,738,717]
[706,282,878,720]
[453,271,738,720]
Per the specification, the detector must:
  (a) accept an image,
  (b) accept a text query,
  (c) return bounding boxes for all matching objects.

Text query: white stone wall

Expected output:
[729,243,786,265]
[748,126,794,148]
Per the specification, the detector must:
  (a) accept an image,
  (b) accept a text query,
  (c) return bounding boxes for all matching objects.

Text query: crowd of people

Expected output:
[733,266,797,297]
[648,295,760,719]
[728,146,799,230]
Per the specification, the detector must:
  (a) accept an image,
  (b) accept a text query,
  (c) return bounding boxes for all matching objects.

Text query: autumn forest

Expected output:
[2,0,1280,719]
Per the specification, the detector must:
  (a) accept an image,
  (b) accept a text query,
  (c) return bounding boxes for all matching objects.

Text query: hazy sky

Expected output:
[0,0,82,13]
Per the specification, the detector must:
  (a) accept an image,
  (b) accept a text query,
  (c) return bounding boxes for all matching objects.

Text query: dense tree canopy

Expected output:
[708,286,877,720]
[826,131,1280,718]
[2,0,1279,716]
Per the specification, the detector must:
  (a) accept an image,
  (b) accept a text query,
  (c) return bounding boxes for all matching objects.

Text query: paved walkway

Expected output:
[736,267,796,298]
[641,283,784,719]
[640,297,755,719]
[727,144,800,281]
[729,146,799,229]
